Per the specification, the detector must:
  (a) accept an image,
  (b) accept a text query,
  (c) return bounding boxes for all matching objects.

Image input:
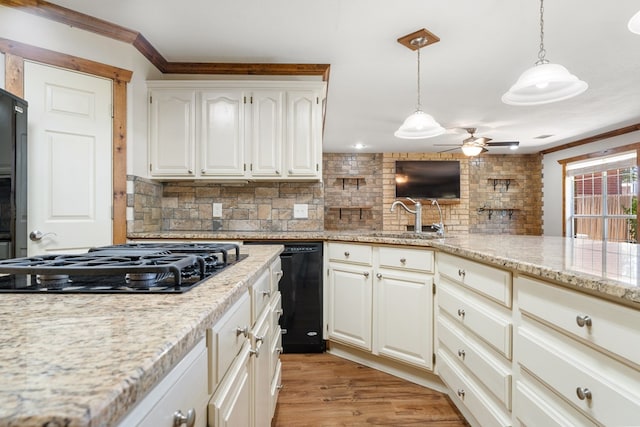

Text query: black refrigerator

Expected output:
[0,88,28,259]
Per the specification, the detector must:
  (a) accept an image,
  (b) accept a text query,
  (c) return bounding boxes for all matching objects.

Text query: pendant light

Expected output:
[629,10,640,34]
[395,31,445,139]
[502,0,587,106]
[460,143,484,157]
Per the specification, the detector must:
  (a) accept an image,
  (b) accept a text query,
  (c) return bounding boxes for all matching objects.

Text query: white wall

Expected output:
[542,127,640,236]
[0,5,162,176]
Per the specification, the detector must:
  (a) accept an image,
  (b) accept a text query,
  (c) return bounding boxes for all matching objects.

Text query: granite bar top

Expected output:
[0,245,282,427]
[131,231,640,307]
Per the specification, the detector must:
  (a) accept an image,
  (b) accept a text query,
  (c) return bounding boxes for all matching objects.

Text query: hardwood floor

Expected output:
[272,353,469,426]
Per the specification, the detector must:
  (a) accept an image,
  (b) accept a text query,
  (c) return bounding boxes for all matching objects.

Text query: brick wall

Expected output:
[323,153,383,231]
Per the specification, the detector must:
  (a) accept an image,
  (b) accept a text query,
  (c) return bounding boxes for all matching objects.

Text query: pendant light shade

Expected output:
[460,143,483,157]
[502,62,588,105]
[394,110,445,139]
[395,32,444,139]
[503,0,587,106]
[629,10,640,34]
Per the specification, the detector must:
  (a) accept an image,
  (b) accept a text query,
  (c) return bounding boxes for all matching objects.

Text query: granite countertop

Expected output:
[0,245,283,427]
[131,231,640,307]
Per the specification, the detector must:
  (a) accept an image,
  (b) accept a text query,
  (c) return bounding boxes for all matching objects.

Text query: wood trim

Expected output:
[541,123,640,155]
[2,0,331,80]
[556,142,640,165]
[1,40,130,244]
[0,38,132,83]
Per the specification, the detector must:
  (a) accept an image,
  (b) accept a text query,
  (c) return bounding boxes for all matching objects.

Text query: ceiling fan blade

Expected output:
[486,141,519,147]
[476,137,492,144]
[434,144,463,147]
[437,147,461,153]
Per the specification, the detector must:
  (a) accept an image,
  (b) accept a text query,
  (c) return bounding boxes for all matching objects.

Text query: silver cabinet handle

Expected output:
[457,308,465,317]
[200,169,205,174]
[376,273,382,279]
[29,230,57,242]
[576,315,592,327]
[188,169,193,174]
[457,349,466,358]
[236,326,249,337]
[276,271,283,279]
[173,408,196,427]
[457,389,465,398]
[261,290,271,297]
[344,251,350,257]
[275,170,280,175]
[288,170,293,175]
[363,271,369,278]
[277,383,284,390]
[250,346,260,358]
[458,269,466,278]
[255,335,265,344]
[400,258,407,264]
[276,347,283,355]
[576,387,592,401]
[275,309,283,316]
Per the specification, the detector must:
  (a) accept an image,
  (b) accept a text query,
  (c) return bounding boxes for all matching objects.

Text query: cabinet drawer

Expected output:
[270,326,282,379]
[438,278,512,359]
[438,315,511,409]
[120,339,209,427]
[251,268,272,324]
[437,348,512,427]
[438,252,512,307]
[514,372,598,427]
[518,320,640,426]
[328,242,372,266]
[270,291,282,340]
[378,246,434,273]
[270,359,282,419]
[517,275,640,366]
[271,257,282,295]
[208,292,251,391]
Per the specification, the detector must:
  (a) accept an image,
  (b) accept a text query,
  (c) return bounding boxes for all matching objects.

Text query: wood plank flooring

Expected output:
[272,353,469,426]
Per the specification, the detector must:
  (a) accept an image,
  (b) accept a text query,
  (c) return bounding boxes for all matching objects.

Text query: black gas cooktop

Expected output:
[0,242,245,294]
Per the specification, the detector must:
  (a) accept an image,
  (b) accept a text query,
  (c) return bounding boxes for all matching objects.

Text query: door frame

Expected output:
[0,37,132,244]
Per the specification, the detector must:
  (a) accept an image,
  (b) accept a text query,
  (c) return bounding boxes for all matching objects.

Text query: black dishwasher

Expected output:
[244,241,325,353]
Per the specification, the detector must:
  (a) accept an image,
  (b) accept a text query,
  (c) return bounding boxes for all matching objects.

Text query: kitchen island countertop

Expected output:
[131,231,640,307]
[0,244,282,427]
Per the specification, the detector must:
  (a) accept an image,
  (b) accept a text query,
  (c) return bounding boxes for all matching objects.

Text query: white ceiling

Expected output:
[49,0,640,154]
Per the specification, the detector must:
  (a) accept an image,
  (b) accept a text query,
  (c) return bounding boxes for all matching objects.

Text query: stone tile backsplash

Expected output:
[128,153,543,235]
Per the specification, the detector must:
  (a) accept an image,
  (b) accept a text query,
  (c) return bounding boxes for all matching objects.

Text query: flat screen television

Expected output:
[395,160,460,199]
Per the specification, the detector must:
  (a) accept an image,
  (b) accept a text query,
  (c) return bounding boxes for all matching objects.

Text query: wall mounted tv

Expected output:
[395,160,460,199]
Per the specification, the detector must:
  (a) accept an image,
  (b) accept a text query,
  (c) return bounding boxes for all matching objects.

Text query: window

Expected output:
[565,151,638,243]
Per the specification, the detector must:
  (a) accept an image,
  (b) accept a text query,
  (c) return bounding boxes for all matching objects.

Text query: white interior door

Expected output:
[24,61,112,255]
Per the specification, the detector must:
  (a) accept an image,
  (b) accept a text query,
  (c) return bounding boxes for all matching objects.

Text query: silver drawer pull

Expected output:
[376,273,383,279]
[363,271,369,278]
[457,389,465,398]
[400,258,406,264]
[261,290,271,297]
[457,308,465,317]
[277,383,284,390]
[250,346,260,358]
[235,326,249,337]
[576,387,592,401]
[458,269,466,278]
[457,349,466,358]
[344,251,350,257]
[255,335,265,344]
[576,315,592,327]
[275,309,283,316]
[173,408,196,427]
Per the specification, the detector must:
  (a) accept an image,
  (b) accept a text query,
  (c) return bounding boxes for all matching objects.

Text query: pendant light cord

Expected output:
[536,0,548,64]
[416,43,422,110]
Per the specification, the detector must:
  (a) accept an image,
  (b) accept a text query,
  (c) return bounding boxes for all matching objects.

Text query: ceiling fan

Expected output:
[436,128,519,156]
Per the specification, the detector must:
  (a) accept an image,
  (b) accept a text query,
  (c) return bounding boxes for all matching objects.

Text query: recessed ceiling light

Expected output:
[534,134,554,139]
[354,143,366,149]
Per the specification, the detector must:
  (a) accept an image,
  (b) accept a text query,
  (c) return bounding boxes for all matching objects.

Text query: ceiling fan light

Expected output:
[502,62,588,106]
[461,143,484,157]
[629,10,640,34]
[394,110,445,139]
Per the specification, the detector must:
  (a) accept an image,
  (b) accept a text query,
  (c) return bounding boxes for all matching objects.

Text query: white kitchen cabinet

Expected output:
[200,89,247,178]
[148,88,196,177]
[435,252,513,427]
[327,261,373,351]
[147,80,325,181]
[515,275,640,427]
[375,246,434,370]
[326,242,435,371]
[209,342,252,427]
[117,339,209,427]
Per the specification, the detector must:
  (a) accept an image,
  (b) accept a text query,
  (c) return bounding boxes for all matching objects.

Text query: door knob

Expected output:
[29,230,57,242]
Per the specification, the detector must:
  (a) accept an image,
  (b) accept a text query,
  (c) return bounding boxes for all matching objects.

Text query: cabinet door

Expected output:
[328,263,373,351]
[252,310,271,427]
[285,90,321,178]
[250,90,283,178]
[148,89,196,176]
[209,344,251,427]
[200,89,247,178]
[376,270,433,369]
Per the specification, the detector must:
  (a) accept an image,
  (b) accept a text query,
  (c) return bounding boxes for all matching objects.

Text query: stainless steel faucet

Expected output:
[430,199,445,238]
[390,197,422,233]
